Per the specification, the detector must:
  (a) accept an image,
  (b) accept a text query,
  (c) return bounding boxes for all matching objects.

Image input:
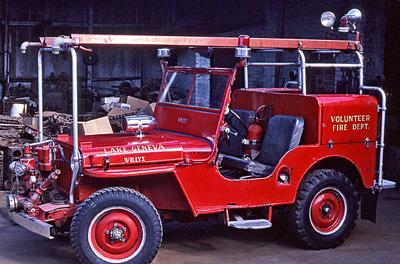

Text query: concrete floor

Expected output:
[0,190,399,264]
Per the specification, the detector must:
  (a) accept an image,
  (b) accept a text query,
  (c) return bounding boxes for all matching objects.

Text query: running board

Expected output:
[228,215,272,230]
[381,179,396,190]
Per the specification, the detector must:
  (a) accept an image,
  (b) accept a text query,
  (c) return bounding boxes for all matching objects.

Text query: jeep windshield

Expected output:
[158,67,231,110]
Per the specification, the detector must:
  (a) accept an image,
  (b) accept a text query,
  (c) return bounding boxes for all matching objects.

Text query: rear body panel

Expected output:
[319,95,378,144]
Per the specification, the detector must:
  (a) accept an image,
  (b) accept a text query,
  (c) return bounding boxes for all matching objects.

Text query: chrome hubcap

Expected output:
[106,223,127,243]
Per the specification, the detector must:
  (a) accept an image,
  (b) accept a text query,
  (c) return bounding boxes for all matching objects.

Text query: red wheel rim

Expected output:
[309,187,347,235]
[88,207,146,263]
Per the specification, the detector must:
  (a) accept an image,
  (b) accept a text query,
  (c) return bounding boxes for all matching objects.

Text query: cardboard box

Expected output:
[78,116,113,135]
[107,107,136,118]
[121,96,153,115]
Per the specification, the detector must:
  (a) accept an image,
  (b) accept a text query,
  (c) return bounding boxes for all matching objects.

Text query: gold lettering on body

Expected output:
[104,144,166,154]
[330,114,371,132]
[123,156,146,164]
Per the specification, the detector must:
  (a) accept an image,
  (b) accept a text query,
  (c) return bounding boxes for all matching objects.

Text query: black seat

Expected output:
[221,115,304,176]
[219,109,255,157]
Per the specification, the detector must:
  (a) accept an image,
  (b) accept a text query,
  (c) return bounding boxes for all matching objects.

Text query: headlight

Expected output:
[9,161,27,177]
[320,11,336,28]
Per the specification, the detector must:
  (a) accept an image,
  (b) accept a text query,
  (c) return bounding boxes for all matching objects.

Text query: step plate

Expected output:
[229,219,272,230]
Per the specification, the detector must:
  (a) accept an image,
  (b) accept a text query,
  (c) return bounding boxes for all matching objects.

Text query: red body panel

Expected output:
[165,90,378,216]
[57,130,213,170]
[319,95,378,144]
[173,143,376,216]
[154,104,220,140]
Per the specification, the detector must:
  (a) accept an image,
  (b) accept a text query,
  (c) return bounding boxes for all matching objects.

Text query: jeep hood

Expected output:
[56,130,213,169]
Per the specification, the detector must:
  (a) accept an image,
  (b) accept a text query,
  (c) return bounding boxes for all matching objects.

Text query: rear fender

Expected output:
[272,145,373,205]
[306,155,378,222]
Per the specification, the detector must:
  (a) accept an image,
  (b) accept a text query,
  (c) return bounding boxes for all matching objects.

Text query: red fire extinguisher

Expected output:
[243,122,263,159]
[244,105,270,159]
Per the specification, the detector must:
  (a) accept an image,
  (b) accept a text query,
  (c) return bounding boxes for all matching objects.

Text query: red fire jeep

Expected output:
[1,9,395,264]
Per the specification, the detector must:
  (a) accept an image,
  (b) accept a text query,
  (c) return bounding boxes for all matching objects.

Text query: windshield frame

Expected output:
[157,65,234,112]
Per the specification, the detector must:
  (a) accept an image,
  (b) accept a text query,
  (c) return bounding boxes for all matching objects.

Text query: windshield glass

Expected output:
[159,70,229,110]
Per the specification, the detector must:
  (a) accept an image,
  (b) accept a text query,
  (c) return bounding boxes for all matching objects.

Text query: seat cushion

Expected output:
[257,115,304,166]
[220,115,304,176]
[221,155,274,176]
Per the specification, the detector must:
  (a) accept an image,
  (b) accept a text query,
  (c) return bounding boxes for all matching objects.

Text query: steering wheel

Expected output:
[225,108,247,136]
[255,105,271,124]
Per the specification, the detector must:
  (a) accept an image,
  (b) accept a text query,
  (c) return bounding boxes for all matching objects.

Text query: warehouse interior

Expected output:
[0,2,392,105]
[0,0,399,263]
[1,0,398,183]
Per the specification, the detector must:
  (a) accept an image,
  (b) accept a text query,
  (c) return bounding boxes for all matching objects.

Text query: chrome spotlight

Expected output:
[346,8,362,25]
[320,11,336,28]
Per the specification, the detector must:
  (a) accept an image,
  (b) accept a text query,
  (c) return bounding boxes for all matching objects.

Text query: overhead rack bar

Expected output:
[38,34,360,51]
[31,34,363,96]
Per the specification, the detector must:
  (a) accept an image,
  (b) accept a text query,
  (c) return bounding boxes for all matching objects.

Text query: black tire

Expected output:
[71,187,162,264]
[289,169,358,249]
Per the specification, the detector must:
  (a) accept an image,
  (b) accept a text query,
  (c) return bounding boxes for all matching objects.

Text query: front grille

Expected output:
[55,144,73,196]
